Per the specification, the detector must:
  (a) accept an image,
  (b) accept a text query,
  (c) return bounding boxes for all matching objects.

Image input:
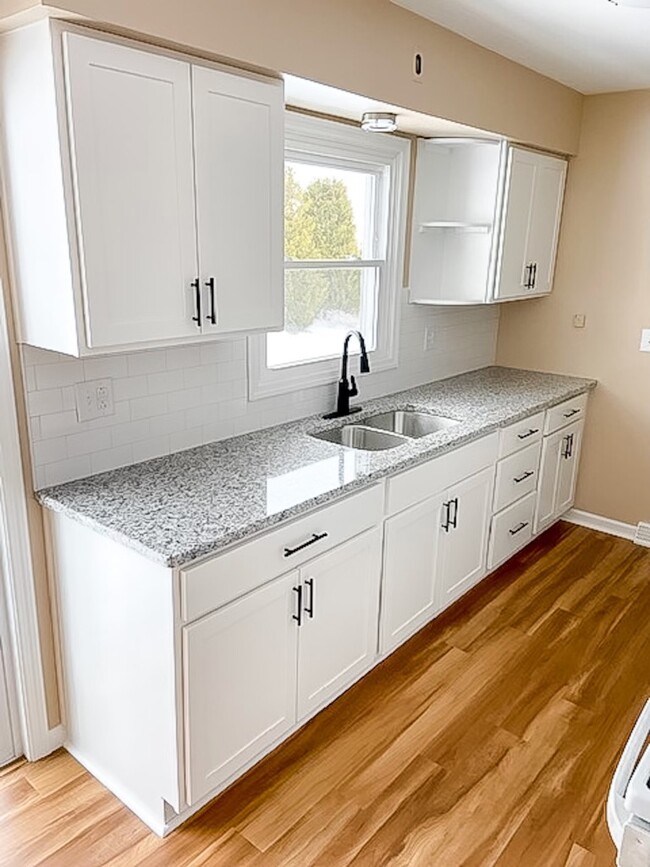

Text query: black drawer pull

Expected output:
[563,408,580,418]
[292,585,302,626]
[304,577,314,618]
[509,521,529,536]
[517,428,539,440]
[513,470,534,484]
[284,532,328,558]
[190,278,201,327]
[205,276,217,325]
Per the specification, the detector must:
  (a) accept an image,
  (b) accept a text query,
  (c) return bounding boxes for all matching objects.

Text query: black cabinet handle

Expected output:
[292,585,302,626]
[441,501,451,532]
[284,532,328,558]
[304,578,314,618]
[563,408,580,419]
[514,470,534,484]
[517,428,539,440]
[509,521,529,536]
[567,433,575,459]
[531,262,538,289]
[190,278,201,327]
[561,434,573,459]
[523,263,533,289]
[205,277,217,325]
[450,497,459,529]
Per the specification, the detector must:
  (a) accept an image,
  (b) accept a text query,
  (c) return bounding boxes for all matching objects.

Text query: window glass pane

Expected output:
[285,161,377,261]
[267,267,378,369]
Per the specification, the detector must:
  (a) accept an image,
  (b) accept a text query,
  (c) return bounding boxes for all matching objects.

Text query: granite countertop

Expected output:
[37,366,596,568]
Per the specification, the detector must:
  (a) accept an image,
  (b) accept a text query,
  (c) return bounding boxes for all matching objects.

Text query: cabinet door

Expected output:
[380,494,444,654]
[493,148,566,301]
[183,571,298,805]
[297,529,381,720]
[555,421,583,516]
[493,149,536,301]
[63,33,199,348]
[437,467,494,611]
[535,420,583,535]
[525,154,567,297]
[192,66,284,335]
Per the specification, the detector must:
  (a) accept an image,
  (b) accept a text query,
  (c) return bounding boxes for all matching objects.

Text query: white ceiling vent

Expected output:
[634,522,650,547]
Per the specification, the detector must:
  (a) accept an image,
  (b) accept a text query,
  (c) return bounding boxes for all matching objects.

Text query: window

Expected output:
[249,112,410,400]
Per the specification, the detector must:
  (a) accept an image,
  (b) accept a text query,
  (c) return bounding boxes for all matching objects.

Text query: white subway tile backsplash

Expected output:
[35,361,84,390]
[66,428,112,458]
[28,388,63,417]
[22,305,500,488]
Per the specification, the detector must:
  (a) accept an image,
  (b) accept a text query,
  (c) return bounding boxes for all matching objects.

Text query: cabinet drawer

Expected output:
[498,412,544,458]
[180,484,384,622]
[493,441,542,513]
[488,492,536,571]
[544,393,588,435]
[387,433,498,516]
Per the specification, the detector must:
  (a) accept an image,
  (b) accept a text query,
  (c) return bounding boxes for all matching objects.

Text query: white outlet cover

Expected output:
[423,326,435,351]
[640,328,650,352]
[75,378,115,422]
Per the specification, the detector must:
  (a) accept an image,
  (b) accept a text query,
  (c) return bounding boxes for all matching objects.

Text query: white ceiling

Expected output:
[284,74,501,139]
[392,0,650,94]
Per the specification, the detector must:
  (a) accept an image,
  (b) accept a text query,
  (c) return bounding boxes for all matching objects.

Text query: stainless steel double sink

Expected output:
[311,409,459,451]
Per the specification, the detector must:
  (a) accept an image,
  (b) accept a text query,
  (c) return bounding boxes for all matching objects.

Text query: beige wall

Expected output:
[0,0,583,154]
[497,91,650,526]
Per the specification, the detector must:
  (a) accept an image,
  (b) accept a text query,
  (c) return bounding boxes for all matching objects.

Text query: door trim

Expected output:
[0,276,61,760]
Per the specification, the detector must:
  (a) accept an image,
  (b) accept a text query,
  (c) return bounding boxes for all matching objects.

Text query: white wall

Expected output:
[24,296,499,489]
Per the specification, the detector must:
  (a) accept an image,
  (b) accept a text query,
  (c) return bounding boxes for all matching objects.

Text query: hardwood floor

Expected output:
[1,522,649,866]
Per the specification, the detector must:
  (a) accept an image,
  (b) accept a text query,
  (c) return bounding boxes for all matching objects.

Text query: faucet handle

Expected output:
[349,375,358,397]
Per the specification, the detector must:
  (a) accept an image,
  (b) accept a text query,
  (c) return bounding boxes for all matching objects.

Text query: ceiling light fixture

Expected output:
[361,112,398,133]
[608,0,650,7]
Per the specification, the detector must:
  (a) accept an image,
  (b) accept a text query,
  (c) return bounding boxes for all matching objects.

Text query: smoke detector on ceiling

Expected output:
[608,0,650,6]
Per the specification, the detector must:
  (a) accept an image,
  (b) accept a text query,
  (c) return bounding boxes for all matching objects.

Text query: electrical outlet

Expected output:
[641,329,650,352]
[573,314,586,329]
[75,378,115,422]
[423,326,435,351]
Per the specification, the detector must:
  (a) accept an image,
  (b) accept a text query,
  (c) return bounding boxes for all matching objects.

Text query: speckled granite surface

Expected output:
[37,366,596,568]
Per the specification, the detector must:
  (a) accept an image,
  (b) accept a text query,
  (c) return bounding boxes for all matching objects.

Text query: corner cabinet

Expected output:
[409,139,567,306]
[0,22,283,357]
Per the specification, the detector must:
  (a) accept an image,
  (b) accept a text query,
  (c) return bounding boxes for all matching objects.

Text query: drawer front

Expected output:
[493,441,542,513]
[181,484,384,622]
[544,393,588,435]
[498,412,545,458]
[387,433,498,516]
[488,492,536,571]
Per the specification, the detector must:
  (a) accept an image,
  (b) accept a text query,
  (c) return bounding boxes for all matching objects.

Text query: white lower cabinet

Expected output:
[437,467,495,611]
[296,529,382,719]
[183,571,299,805]
[535,419,583,534]
[183,526,382,806]
[380,494,445,654]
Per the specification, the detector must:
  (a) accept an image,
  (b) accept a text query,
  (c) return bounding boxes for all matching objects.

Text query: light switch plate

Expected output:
[640,329,650,352]
[75,378,115,422]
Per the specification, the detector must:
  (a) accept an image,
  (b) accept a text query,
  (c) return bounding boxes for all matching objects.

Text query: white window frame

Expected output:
[248,112,410,400]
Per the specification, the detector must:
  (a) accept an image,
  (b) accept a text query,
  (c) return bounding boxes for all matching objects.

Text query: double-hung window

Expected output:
[248,112,410,399]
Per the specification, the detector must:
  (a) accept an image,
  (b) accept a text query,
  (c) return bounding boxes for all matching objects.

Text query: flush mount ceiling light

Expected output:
[361,112,398,133]
[608,0,650,6]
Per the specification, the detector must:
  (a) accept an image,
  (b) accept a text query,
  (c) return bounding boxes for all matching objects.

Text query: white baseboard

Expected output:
[564,509,637,542]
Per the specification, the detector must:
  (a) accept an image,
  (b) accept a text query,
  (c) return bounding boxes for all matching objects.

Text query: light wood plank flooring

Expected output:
[1,522,648,866]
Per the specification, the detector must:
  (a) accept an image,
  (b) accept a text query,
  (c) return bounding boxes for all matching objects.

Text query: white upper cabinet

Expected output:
[409,140,567,306]
[64,34,199,348]
[494,148,567,301]
[192,66,283,336]
[0,22,284,356]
